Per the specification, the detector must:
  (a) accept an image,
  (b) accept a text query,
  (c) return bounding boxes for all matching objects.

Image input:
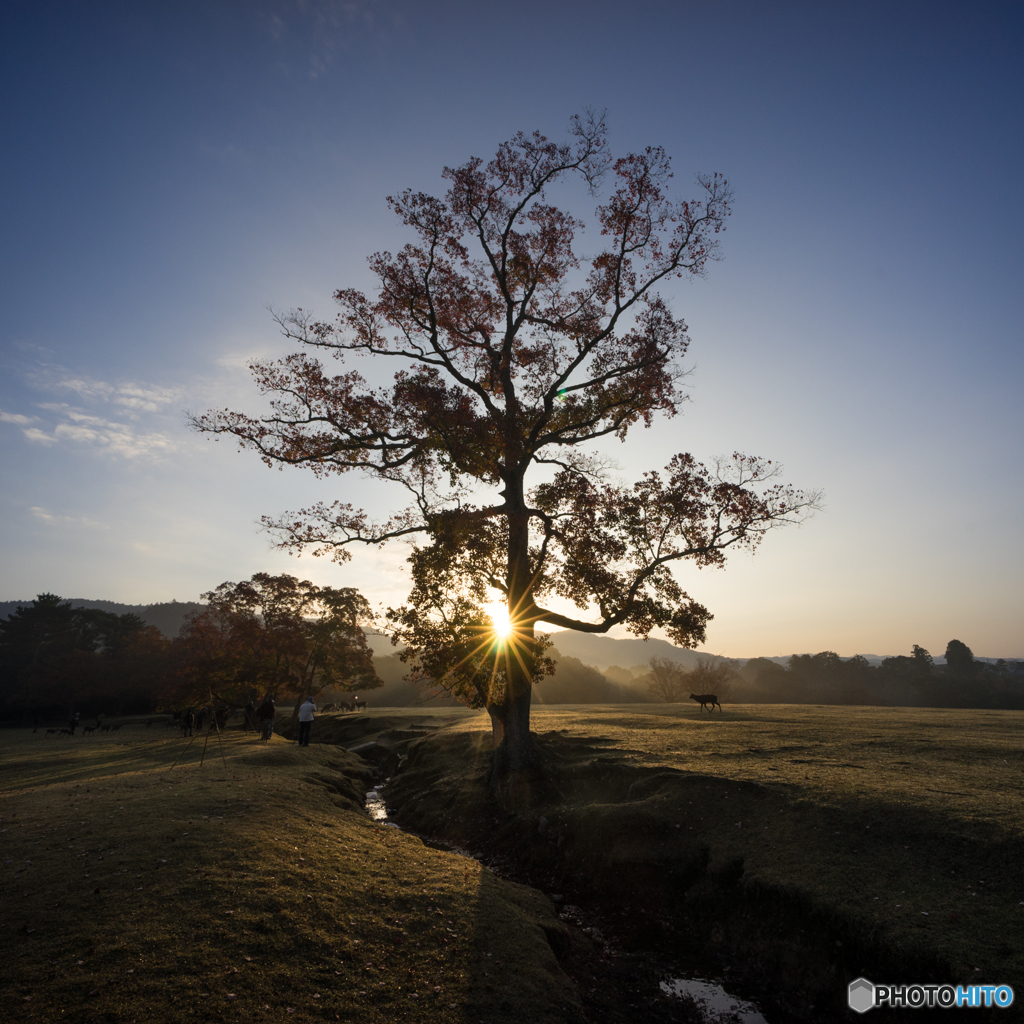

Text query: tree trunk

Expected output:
[488,485,539,783]
[487,679,535,775]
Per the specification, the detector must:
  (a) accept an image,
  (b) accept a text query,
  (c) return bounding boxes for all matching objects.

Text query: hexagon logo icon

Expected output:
[848,977,875,1014]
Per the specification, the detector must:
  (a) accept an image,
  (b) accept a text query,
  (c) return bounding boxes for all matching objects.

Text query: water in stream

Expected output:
[365,784,398,825]
[660,976,768,1023]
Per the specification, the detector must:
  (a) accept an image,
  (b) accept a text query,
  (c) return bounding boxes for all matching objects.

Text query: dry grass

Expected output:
[532,703,1024,831]
[557,703,1024,977]
[0,717,582,1024]
[5,704,1022,1022]
[385,704,1024,1004]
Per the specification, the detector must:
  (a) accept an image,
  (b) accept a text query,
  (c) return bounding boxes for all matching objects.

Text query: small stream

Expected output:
[364,782,771,1023]
[365,783,398,826]
[660,977,768,1024]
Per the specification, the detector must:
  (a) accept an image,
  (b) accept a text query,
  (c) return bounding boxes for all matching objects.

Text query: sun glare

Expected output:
[486,599,514,640]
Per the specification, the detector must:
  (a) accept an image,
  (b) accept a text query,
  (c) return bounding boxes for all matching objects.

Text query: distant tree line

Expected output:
[644,655,734,703]
[731,642,1024,709]
[0,575,381,722]
[3,590,1020,717]
[0,594,170,719]
[552,641,1024,711]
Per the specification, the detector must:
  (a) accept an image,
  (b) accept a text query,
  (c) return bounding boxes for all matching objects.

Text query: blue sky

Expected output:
[1,0,1021,658]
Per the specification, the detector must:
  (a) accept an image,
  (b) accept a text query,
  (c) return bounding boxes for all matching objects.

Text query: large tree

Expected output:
[170,573,380,707]
[194,113,819,778]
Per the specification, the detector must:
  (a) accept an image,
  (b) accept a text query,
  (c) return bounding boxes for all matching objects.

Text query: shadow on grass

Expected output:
[383,706,1024,1022]
[0,723,592,1024]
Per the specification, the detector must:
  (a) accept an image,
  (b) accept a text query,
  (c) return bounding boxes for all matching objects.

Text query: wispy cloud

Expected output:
[4,370,183,460]
[51,377,114,401]
[22,427,55,445]
[112,383,181,412]
[0,410,36,425]
[22,415,178,458]
[254,0,405,78]
[47,376,181,413]
[30,506,103,528]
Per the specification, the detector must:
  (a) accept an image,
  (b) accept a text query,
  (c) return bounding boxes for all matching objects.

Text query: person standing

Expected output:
[257,696,276,741]
[298,696,316,747]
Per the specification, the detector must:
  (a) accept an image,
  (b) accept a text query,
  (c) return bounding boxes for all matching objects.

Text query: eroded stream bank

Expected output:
[379,728,809,1023]
[286,708,1023,1024]
[310,714,779,1023]
[365,776,769,1024]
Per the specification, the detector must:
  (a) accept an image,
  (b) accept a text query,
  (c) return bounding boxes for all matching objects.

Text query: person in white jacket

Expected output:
[298,696,317,747]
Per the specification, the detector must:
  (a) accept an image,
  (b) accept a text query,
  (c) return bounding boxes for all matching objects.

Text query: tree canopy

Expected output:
[170,573,381,707]
[194,112,820,777]
[645,656,689,703]
[943,639,976,677]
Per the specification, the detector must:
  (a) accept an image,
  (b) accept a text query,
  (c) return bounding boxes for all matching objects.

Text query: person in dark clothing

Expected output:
[256,697,276,741]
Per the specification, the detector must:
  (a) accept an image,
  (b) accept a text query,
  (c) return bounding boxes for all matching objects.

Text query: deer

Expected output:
[690,693,722,713]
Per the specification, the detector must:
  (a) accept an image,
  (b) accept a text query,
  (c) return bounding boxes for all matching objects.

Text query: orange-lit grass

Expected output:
[0,723,582,1024]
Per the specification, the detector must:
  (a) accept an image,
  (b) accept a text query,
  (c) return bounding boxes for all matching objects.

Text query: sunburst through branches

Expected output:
[395,590,552,713]
[484,596,514,641]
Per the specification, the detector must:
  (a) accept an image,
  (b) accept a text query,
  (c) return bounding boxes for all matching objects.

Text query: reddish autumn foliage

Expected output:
[193,112,819,776]
[169,573,380,707]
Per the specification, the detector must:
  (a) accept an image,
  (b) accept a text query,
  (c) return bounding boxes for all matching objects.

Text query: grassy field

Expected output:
[2,704,1022,1023]
[0,715,585,1024]
[380,704,1024,1018]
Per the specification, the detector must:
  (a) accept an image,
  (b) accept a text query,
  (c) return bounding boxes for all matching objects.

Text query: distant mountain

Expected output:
[541,630,707,671]
[353,645,646,707]
[0,598,206,638]
[355,629,898,672]
[363,631,402,657]
[135,601,208,637]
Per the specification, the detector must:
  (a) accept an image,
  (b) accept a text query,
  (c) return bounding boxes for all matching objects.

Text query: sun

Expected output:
[485,598,514,640]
